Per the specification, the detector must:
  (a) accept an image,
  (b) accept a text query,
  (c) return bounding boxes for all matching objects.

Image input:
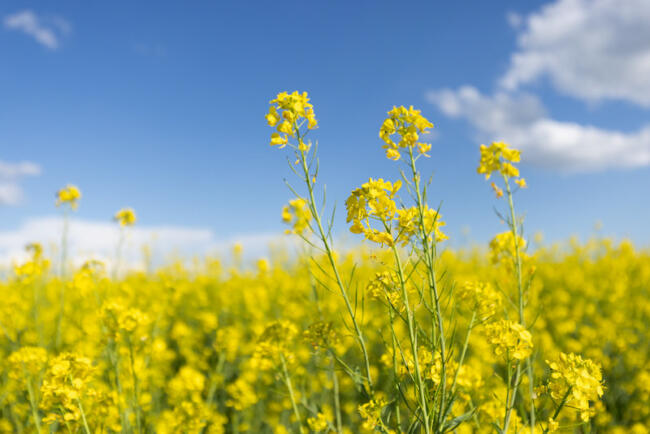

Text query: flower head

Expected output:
[345,178,401,246]
[56,184,81,209]
[545,352,604,422]
[114,208,137,227]
[489,231,526,265]
[484,320,533,361]
[281,198,312,235]
[379,105,433,161]
[267,91,317,150]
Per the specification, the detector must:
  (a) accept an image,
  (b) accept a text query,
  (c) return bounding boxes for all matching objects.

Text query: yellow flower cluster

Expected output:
[55,184,82,209]
[7,346,48,380]
[254,320,298,368]
[344,178,448,247]
[484,320,533,360]
[358,397,391,432]
[395,205,448,245]
[457,280,502,320]
[546,352,604,422]
[114,207,137,226]
[379,105,434,160]
[266,91,317,150]
[345,178,402,245]
[281,198,311,235]
[489,231,527,264]
[40,353,95,426]
[307,412,329,431]
[477,141,521,180]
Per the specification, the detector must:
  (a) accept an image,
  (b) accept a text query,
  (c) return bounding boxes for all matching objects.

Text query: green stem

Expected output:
[297,130,373,393]
[408,148,446,432]
[280,353,305,434]
[503,174,536,432]
[77,399,92,434]
[55,208,70,351]
[388,232,430,434]
[445,311,476,400]
[128,337,142,433]
[543,387,572,434]
[330,357,343,434]
[25,374,42,434]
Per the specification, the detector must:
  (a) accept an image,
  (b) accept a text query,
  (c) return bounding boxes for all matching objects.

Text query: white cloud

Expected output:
[0,216,296,270]
[501,0,650,106]
[0,160,41,206]
[427,86,650,171]
[3,10,70,50]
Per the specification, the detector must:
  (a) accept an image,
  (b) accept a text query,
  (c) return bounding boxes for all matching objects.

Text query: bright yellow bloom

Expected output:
[484,320,533,360]
[281,198,312,235]
[307,413,329,431]
[40,353,95,427]
[546,352,604,422]
[358,397,389,432]
[56,184,81,209]
[379,105,433,161]
[114,207,137,226]
[267,91,317,150]
[477,141,524,180]
[395,205,448,246]
[345,178,402,246]
[489,231,526,264]
[8,346,48,379]
[457,281,501,320]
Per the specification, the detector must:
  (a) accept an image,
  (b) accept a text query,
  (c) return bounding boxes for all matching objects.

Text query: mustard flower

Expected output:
[358,397,390,432]
[303,321,339,351]
[8,346,48,380]
[40,353,95,426]
[345,178,401,246]
[56,184,81,209]
[477,141,520,180]
[489,231,526,264]
[114,207,137,226]
[281,198,312,235]
[267,91,317,150]
[457,280,502,320]
[395,205,448,246]
[546,352,604,422]
[484,320,533,360]
[379,105,434,161]
[307,413,329,431]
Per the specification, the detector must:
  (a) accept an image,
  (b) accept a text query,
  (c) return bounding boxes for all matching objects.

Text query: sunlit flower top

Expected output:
[489,231,527,264]
[477,141,527,194]
[484,319,533,361]
[266,91,317,151]
[345,178,447,247]
[114,208,137,227]
[546,352,604,422]
[55,184,81,209]
[281,198,311,235]
[379,106,434,161]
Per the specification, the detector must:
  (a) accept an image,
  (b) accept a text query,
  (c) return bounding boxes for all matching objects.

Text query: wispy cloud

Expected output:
[501,0,650,107]
[427,86,650,171]
[427,0,650,172]
[0,216,295,269]
[0,161,41,205]
[3,10,71,50]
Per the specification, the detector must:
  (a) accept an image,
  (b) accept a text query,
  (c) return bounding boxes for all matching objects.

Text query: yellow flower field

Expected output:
[1,91,648,433]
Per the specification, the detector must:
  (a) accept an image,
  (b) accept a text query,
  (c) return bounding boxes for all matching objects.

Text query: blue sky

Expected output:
[1,0,649,262]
